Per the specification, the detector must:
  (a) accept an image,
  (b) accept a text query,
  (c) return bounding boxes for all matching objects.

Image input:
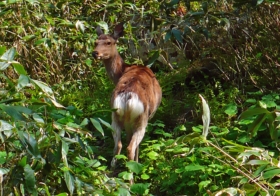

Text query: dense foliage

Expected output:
[0,0,280,195]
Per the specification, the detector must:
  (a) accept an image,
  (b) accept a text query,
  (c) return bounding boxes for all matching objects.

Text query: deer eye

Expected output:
[94,42,98,46]
[106,41,111,45]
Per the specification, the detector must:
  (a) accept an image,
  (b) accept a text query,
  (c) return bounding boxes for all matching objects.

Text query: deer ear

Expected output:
[113,23,124,40]
[96,26,103,36]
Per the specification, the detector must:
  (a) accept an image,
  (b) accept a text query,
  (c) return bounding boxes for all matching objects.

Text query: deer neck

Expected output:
[103,53,127,85]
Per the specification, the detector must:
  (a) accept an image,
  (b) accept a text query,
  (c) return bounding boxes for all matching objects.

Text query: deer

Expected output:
[92,23,162,171]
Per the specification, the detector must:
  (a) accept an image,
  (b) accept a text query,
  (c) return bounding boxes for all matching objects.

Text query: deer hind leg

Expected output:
[127,121,147,162]
[126,129,139,162]
[111,116,123,168]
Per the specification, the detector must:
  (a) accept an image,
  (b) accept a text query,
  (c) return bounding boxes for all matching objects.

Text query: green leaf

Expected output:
[168,0,180,6]
[61,140,69,166]
[248,113,267,137]
[17,74,30,90]
[266,112,277,140]
[24,164,36,194]
[90,118,104,136]
[115,154,127,160]
[118,171,133,180]
[146,151,159,160]
[0,120,13,131]
[239,107,269,119]
[80,118,89,127]
[32,113,44,124]
[126,161,143,174]
[165,31,172,42]
[0,151,7,164]
[0,62,10,70]
[246,160,269,165]
[184,164,205,172]
[246,99,256,103]
[117,187,131,196]
[0,47,16,61]
[98,117,112,130]
[0,46,6,55]
[22,35,36,42]
[263,168,280,179]
[0,168,9,175]
[130,183,149,195]
[18,156,27,167]
[224,103,237,116]
[96,21,109,34]
[0,104,32,120]
[64,170,75,195]
[141,173,150,180]
[31,79,53,96]
[13,63,27,75]
[85,58,92,66]
[18,131,41,158]
[171,29,183,43]
[55,193,68,196]
[198,180,211,192]
[0,120,13,138]
[147,50,160,68]
[202,1,208,12]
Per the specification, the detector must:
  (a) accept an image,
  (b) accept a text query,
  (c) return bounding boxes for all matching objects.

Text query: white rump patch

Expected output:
[113,92,144,121]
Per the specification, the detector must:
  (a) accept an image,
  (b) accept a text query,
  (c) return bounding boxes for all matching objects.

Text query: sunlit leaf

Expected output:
[0,62,10,70]
[96,21,109,34]
[141,173,150,180]
[0,168,9,175]
[0,47,16,61]
[146,151,159,160]
[75,20,85,32]
[0,120,13,131]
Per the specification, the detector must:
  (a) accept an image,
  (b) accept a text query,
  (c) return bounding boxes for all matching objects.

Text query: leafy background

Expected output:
[0,0,280,195]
